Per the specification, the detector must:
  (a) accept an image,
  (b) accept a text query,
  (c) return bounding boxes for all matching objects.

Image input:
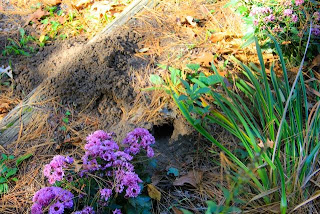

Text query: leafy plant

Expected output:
[227,0,320,64]
[2,28,34,56]
[0,153,33,194]
[60,110,71,132]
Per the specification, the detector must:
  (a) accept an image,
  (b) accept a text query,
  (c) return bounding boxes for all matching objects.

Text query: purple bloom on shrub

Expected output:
[295,0,304,6]
[113,209,122,214]
[122,128,155,156]
[43,155,73,184]
[284,9,293,16]
[291,14,298,23]
[100,188,112,201]
[49,202,64,214]
[31,203,43,214]
[146,146,154,158]
[74,206,95,214]
[32,187,73,214]
[312,27,320,36]
[314,12,320,22]
[264,14,275,23]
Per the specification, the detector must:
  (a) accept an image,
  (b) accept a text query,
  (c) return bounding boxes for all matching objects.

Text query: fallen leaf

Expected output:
[173,170,203,187]
[194,52,214,68]
[139,47,149,53]
[281,41,291,45]
[210,32,225,43]
[258,139,264,148]
[266,139,274,148]
[43,0,62,6]
[74,160,82,172]
[147,184,161,201]
[311,55,320,68]
[24,8,49,26]
[73,0,93,9]
[172,207,183,214]
[186,16,197,27]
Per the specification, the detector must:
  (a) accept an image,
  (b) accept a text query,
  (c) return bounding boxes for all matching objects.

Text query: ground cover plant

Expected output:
[153,31,320,212]
[229,0,320,64]
[31,128,156,214]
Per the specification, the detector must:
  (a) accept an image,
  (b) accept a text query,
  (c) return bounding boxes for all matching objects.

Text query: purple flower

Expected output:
[43,155,73,184]
[113,209,122,214]
[32,187,74,214]
[313,12,320,22]
[253,19,259,26]
[283,9,293,16]
[146,146,154,158]
[100,188,112,201]
[312,27,320,36]
[264,14,275,23]
[291,14,298,23]
[49,202,64,214]
[74,206,96,214]
[122,128,155,156]
[31,203,43,214]
[295,0,304,6]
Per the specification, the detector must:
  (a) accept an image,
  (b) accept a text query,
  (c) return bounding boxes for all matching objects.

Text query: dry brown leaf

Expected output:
[43,0,62,6]
[172,207,183,214]
[147,184,161,201]
[258,139,264,148]
[74,160,82,172]
[90,1,112,17]
[267,139,274,149]
[210,32,225,43]
[24,8,49,26]
[73,0,92,9]
[173,170,203,187]
[194,52,214,68]
[311,55,320,68]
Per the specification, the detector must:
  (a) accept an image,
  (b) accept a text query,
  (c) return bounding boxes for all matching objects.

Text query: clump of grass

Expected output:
[158,27,320,212]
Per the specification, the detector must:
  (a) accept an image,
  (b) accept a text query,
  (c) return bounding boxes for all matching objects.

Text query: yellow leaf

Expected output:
[39,35,45,43]
[147,184,161,201]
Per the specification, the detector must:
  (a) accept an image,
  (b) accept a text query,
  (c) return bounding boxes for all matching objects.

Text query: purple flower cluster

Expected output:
[122,128,155,157]
[43,155,74,184]
[113,209,122,214]
[295,0,304,6]
[81,129,154,200]
[31,187,74,214]
[74,206,95,214]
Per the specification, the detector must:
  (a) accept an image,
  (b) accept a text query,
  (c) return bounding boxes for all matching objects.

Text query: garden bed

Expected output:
[0,0,319,213]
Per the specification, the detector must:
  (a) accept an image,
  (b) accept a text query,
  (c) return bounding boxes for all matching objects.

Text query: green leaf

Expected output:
[0,184,4,193]
[157,64,167,70]
[149,74,164,85]
[11,177,18,182]
[129,195,151,208]
[186,63,200,72]
[62,117,69,123]
[196,87,210,94]
[19,28,25,38]
[241,34,255,49]
[8,155,15,160]
[180,208,193,214]
[6,168,17,178]
[3,183,8,193]
[65,111,71,116]
[167,167,179,176]
[1,154,8,161]
[178,95,188,101]
[16,153,33,166]
[0,177,7,183]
